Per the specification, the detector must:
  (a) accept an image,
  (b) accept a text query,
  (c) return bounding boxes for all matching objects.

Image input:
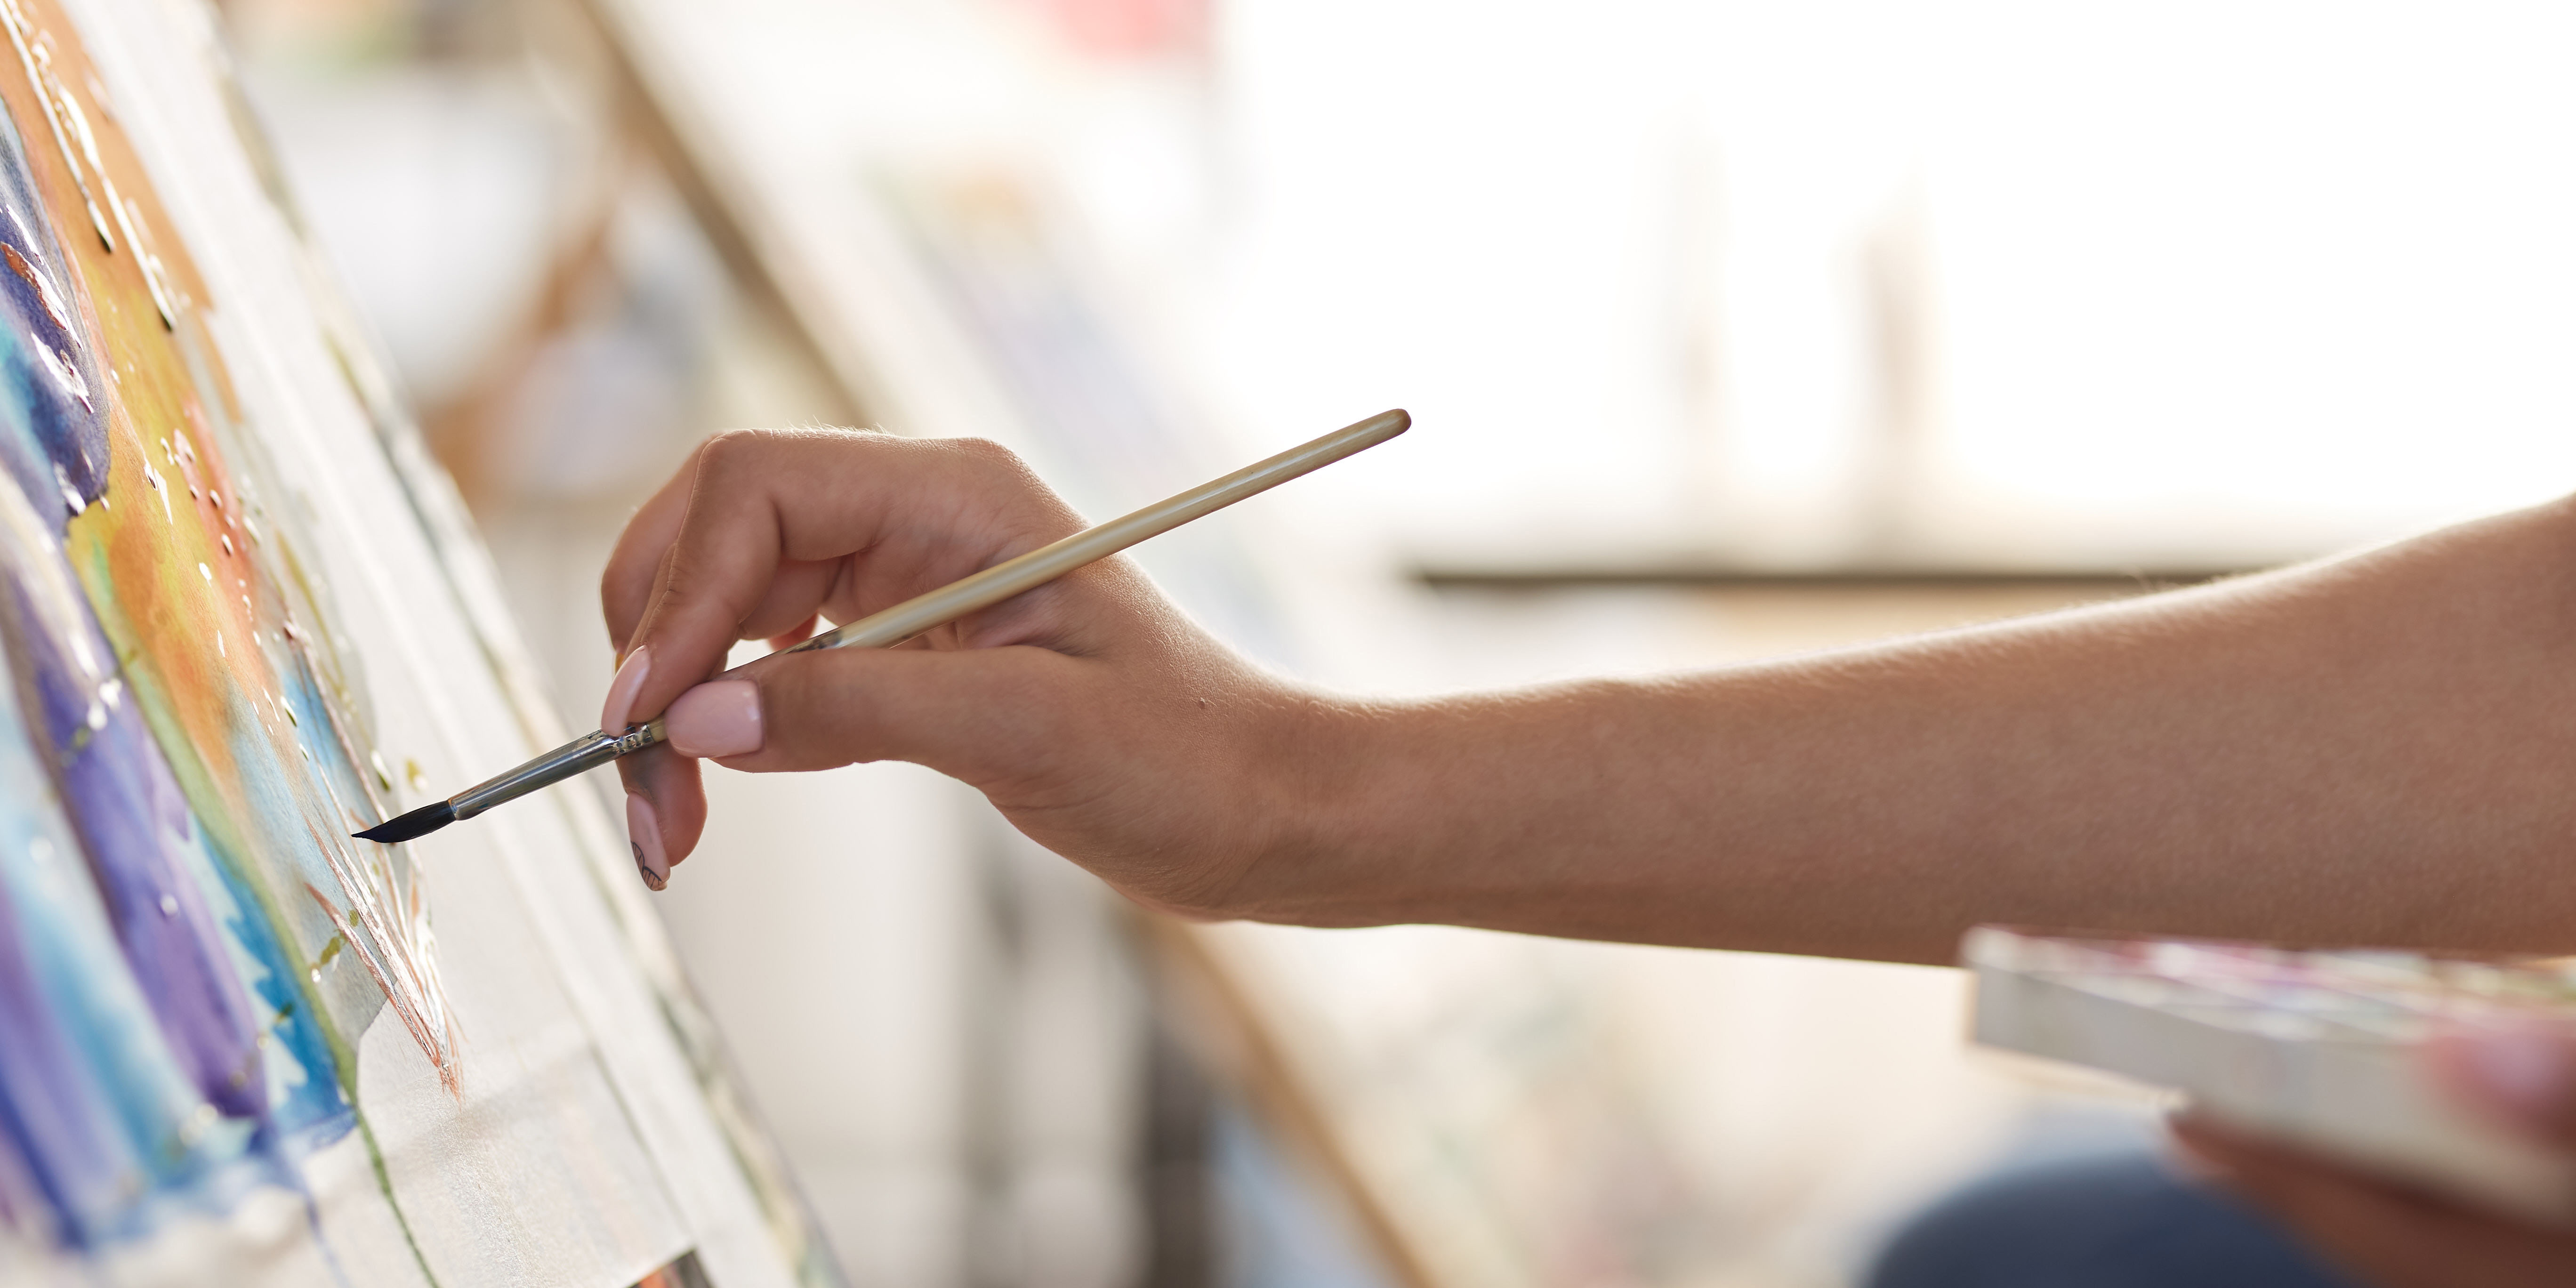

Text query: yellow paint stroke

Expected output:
[0,0,460,1091]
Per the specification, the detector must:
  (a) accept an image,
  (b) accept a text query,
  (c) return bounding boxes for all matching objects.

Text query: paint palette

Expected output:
[1966,926,2576,1226]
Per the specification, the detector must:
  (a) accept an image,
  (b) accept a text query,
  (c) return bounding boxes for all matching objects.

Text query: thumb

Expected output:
[2426,1014,2576,1152]
[657,642,1095,789]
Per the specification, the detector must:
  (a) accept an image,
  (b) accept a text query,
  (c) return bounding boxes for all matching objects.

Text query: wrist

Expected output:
[1208,689,1406,924]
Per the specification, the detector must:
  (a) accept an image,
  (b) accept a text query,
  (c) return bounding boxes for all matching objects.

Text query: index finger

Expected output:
[602,435,717,657]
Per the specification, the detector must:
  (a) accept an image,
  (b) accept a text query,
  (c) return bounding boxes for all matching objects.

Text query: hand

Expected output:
[596,428,1329,901]
[2172,1017,2576,1288]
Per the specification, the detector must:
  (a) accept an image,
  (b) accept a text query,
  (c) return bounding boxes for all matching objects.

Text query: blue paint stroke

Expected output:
[0,644,265,1248]
[0,75,354,1255]
[0,94,102,529]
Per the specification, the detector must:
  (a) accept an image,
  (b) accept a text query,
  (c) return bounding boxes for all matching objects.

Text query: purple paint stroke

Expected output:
[0,482,268,1126]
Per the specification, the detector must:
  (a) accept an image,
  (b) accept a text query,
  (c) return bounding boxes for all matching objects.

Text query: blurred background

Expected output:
[210,0,2576,1285]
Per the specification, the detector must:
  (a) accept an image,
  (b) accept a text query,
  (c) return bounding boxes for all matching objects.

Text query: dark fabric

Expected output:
[1865,1151,2363,1288]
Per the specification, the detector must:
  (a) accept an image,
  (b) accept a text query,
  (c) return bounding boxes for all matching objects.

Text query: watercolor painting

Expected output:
[0,0,830,1283]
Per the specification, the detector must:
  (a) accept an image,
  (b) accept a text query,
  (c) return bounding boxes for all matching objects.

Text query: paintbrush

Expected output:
[354,409,1410,844]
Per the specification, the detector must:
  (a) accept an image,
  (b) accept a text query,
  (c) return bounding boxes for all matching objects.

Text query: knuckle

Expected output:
[692,427,773,480]
[652,560,724,622]
[947,435,1016,463]
[944,436,1041,485]
[939,437,1071,536]
[656,557,719,607]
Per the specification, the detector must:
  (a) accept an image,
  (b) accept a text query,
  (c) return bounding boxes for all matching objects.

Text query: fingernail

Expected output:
[626,793,668,890]
[2437,1018,2575,1131]
[664,680,763,758]
[601,646,652,732]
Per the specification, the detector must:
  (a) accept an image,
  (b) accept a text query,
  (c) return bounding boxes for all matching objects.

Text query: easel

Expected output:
[1137,916,1440,1288]
[413,2,1444,1284]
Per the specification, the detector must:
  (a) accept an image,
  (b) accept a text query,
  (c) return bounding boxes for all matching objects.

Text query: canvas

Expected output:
[0,0,830,1284]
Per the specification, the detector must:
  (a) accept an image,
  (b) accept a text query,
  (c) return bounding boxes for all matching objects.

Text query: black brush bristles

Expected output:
[353,800,456,844]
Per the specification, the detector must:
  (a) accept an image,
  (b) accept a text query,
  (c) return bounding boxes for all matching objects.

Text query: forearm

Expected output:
[1238,497,2576,963]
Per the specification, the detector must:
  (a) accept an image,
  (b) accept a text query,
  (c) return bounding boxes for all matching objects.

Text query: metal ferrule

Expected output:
[450,720,667,821]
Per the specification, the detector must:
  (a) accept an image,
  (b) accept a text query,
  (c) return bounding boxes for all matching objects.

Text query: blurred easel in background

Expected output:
[393,0,1441,1284]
